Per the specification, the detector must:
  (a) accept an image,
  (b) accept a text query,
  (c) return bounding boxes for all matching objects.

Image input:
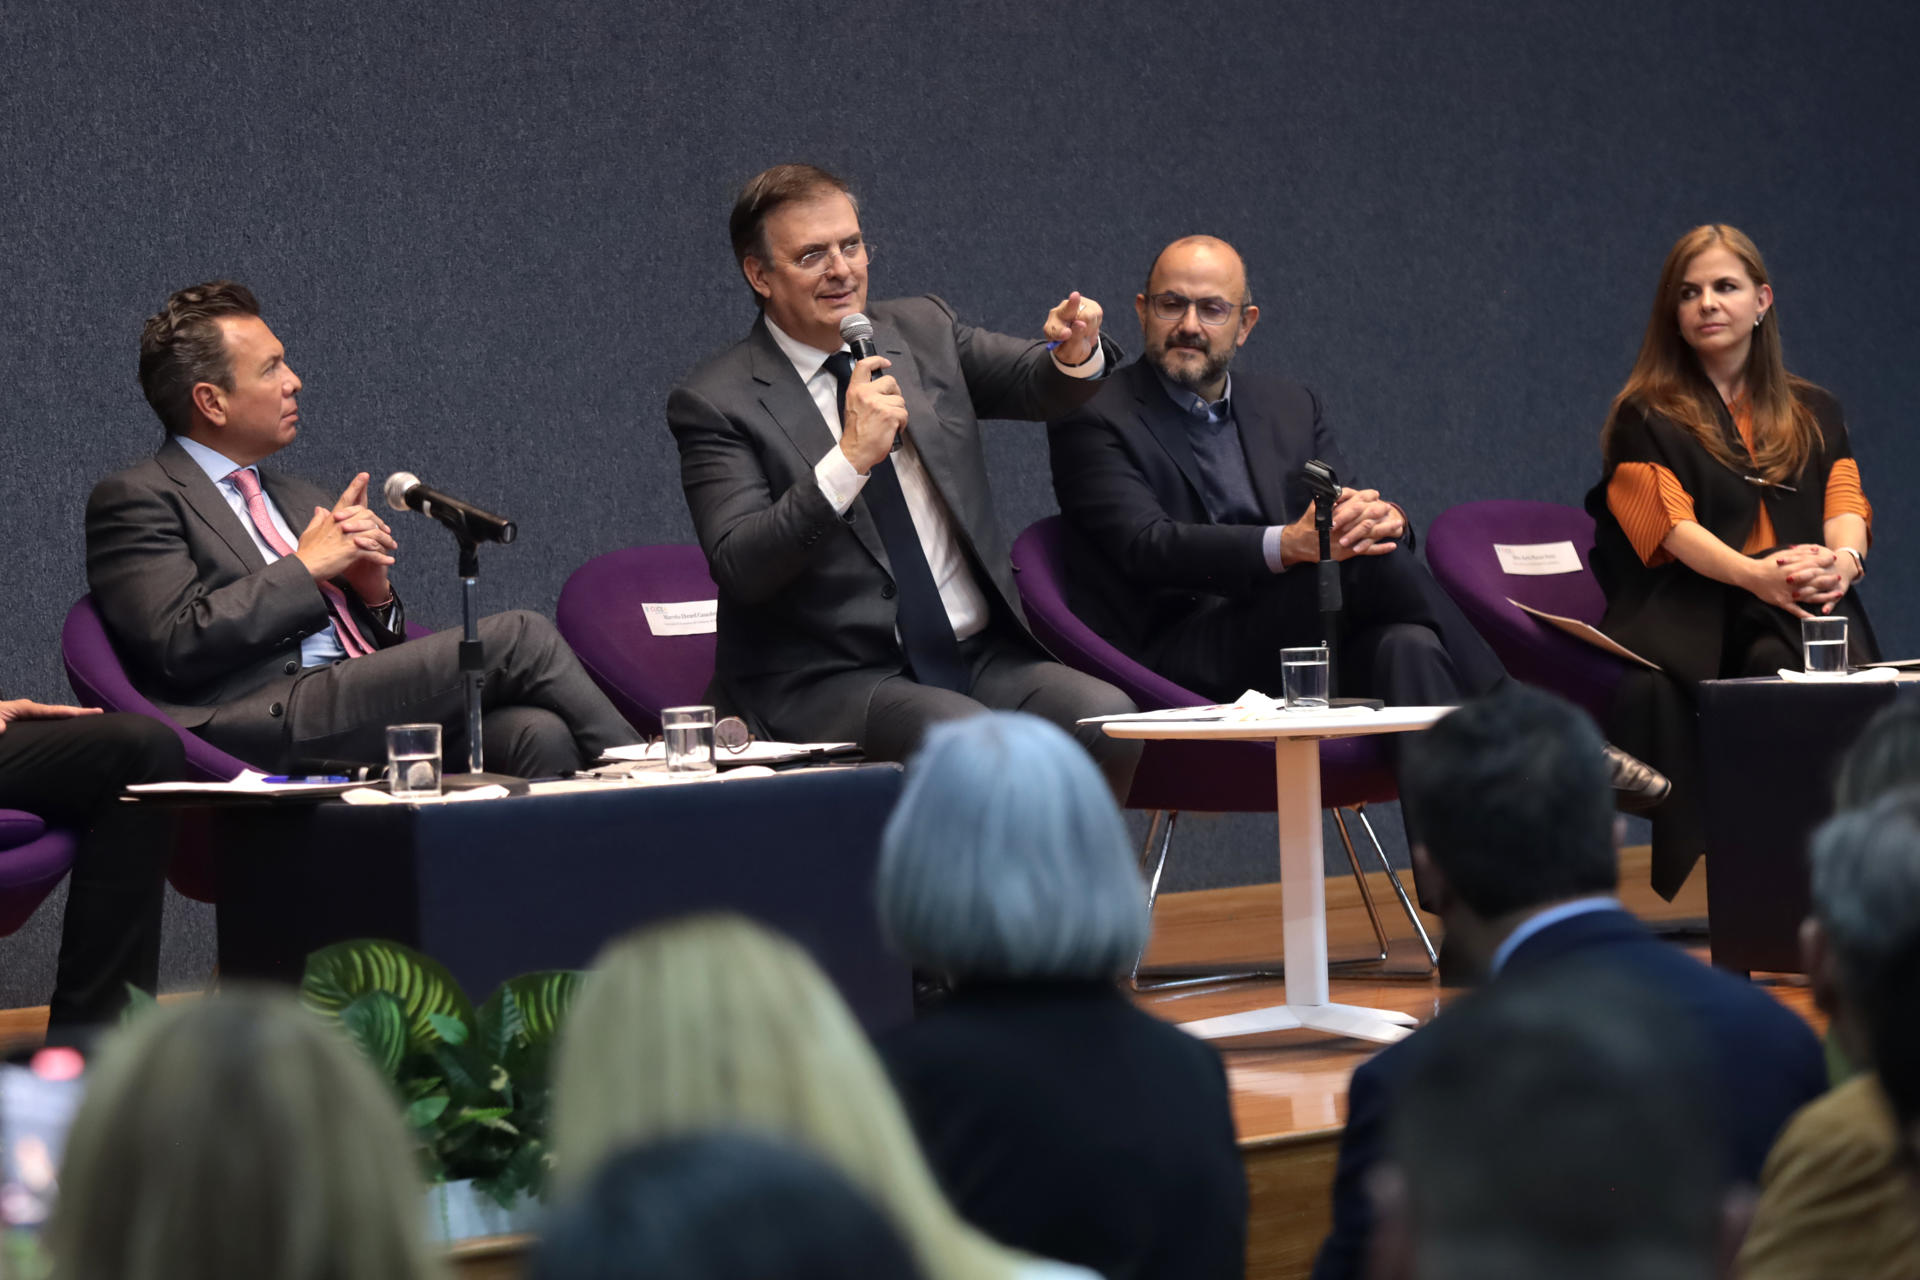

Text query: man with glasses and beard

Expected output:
[666,163,1141,796]
[1047,236,1666,810]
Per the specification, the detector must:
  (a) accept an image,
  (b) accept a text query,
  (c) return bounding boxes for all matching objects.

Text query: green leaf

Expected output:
[432,1043,487,1100]
[339,991,409,1079]
[426,1012,470,1045]
[406,1094,452,1128]
[485,971,581,1047]
[301,940,475,1052]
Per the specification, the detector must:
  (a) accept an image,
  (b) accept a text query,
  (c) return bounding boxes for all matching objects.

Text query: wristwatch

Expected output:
[1839,547,1866,581]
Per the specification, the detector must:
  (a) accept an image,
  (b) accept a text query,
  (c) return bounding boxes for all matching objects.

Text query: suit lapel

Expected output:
[156,437,267,573]
[747,318,890,572]
[1234,389,1296,526]
[871,312,965,525]
[1129,363,1209,513]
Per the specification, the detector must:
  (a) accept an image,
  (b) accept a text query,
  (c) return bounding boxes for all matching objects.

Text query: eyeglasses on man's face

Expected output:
[1146,291,1248,326]
[787,238,875,276]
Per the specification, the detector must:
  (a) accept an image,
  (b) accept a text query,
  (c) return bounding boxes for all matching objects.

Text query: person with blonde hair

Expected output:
[1587,223,1878,898]
[45,988,444,1280]
[553,914,1095,1280]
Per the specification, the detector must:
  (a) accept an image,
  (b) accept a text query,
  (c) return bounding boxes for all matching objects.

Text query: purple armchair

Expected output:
[1424,501,1626,725]
[1011,516,1434,979]
[555,546,718,737]
[60,595,433,904]
[0,814,77,937]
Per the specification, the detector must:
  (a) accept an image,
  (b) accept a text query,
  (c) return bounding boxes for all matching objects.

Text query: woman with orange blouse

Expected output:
[1587,224,1877,898]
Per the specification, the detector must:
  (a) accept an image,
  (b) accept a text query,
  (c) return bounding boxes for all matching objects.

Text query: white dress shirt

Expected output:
[174,435,347,667]
[766,315,1104,643]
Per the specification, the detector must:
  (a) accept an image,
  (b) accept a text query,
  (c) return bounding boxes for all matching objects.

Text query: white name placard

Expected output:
[641,600,718,636]
[1493,541,1583,576]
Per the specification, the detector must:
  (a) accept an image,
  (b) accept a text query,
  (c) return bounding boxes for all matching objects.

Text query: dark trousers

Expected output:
[202,611,637,778]
[0,713,184,1027]
[1155,545,1508,707]
[861,624,1142,800]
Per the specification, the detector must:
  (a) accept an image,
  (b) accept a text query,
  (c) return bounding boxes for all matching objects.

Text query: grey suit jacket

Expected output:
[667,294,1117,742]
[85,436,405,763]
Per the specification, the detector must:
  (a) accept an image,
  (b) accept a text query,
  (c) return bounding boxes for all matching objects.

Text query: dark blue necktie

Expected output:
[827,352,968,693]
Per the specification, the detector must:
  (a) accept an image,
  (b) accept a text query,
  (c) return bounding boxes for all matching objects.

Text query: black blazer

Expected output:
[85,437,406,764]
[1047,359,1394,662]
[1310,908,1828,1280]
[667,295,1118,742]
[880,982,1247,1280]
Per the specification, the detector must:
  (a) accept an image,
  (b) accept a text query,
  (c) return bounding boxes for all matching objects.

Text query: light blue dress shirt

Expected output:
[173,435,347,667]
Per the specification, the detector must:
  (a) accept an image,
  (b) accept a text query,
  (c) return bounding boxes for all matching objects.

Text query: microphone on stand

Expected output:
[383,472,517,545]
[839,312,903,453]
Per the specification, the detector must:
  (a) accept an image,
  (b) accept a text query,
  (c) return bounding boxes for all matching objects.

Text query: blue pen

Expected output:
[263,775,350,784]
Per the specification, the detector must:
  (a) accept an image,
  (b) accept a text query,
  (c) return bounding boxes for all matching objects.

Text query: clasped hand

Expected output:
[1750,544,1847,617]
[293,472,397,601]
[1281,487,1403,565]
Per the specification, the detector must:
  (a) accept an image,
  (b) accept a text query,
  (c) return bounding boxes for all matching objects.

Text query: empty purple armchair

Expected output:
[555,546,719,736]
[1424,501,1625,725]
[1011,516,1434,978]
[0,814,77,937]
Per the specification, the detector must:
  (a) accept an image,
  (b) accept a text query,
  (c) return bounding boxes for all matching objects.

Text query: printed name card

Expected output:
[1493,541,1582,576]
[641,601,718,636]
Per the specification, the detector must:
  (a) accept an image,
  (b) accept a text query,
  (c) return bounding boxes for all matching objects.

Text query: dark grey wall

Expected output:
[2,1,1914,702]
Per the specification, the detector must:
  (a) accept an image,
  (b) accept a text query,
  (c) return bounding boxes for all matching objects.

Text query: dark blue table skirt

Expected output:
[1701,678,1914,975]
[207,765,911,1031]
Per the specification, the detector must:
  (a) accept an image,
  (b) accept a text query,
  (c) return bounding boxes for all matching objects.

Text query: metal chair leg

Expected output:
[1332,808,1389,962]
[1354,805,1438,967]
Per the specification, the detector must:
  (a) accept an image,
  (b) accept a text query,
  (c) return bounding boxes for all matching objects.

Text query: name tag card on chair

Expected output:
[641,601,718,635]
[1493,541,1583,575]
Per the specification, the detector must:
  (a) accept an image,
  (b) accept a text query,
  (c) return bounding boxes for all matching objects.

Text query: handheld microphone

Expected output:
[839,313,902,453]
[382,472,517,545]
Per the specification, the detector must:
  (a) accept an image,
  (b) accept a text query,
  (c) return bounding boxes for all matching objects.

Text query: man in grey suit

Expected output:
[86,281,635,777]
[667,164,1139,794]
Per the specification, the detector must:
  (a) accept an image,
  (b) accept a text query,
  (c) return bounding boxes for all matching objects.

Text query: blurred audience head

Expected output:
[878,711,1148,983]
[1401,684,1617,977]
[1859,929,1920,1167]
[1372,966,1725,1280]
[554,913,1025,1280]
[45,987,442,1280]
[1834,701,1920,810]
[530,1131,923,1280]
[1804,789,1920,1069]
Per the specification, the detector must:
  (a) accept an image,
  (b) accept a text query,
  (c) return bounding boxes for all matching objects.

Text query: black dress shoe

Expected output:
[1604,744,1671,814]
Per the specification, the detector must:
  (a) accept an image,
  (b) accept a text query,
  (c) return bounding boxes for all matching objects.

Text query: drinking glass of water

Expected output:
[661,705,717,775]
[1281,645,1331,709]
[1801,616,1849,675]
[386,723,443,798]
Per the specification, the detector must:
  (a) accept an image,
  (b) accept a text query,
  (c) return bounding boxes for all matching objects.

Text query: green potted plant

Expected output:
[298,939,581,1238]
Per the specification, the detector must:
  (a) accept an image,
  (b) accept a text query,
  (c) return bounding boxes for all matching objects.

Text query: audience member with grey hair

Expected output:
[1368,965,1730,1280]
[876,712,1246,1280]
[1739,788,1920,1279]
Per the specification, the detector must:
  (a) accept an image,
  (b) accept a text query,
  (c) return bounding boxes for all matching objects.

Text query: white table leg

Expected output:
[1173,733,1419,1047]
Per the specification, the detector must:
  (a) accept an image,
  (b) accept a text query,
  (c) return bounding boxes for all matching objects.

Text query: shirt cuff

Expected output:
[815,447,868,515]
[1262,525,1287,572]
[1052,344,1106,379]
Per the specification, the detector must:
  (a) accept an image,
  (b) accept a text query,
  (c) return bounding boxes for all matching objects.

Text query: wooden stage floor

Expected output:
[0,848,1819,1280]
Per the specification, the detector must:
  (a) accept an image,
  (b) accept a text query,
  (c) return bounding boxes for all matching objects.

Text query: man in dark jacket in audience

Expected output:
[1311,683,1825,1280]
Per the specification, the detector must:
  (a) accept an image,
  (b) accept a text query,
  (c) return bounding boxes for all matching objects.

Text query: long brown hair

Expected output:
[1603,224,1821,483]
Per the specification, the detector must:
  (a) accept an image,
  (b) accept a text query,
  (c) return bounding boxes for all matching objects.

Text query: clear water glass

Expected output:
[386,723,443,797]
[1801,616,1849,674]
[661,705,717,775]
[1281,645,1331,709]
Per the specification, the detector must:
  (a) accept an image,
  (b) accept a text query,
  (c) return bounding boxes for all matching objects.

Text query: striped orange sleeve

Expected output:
[1608,462,1696,566]
[1825,458,1873,544]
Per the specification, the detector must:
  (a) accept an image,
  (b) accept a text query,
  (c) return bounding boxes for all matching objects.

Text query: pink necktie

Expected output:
[227,468,376,658]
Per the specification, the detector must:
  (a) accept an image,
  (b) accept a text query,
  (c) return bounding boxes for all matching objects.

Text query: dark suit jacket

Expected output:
[667,295,1116,742]
[880,982,1247,1280]
[1048,359,1395,662]
[85,437,405,765]
[1309,908,1828,1280]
